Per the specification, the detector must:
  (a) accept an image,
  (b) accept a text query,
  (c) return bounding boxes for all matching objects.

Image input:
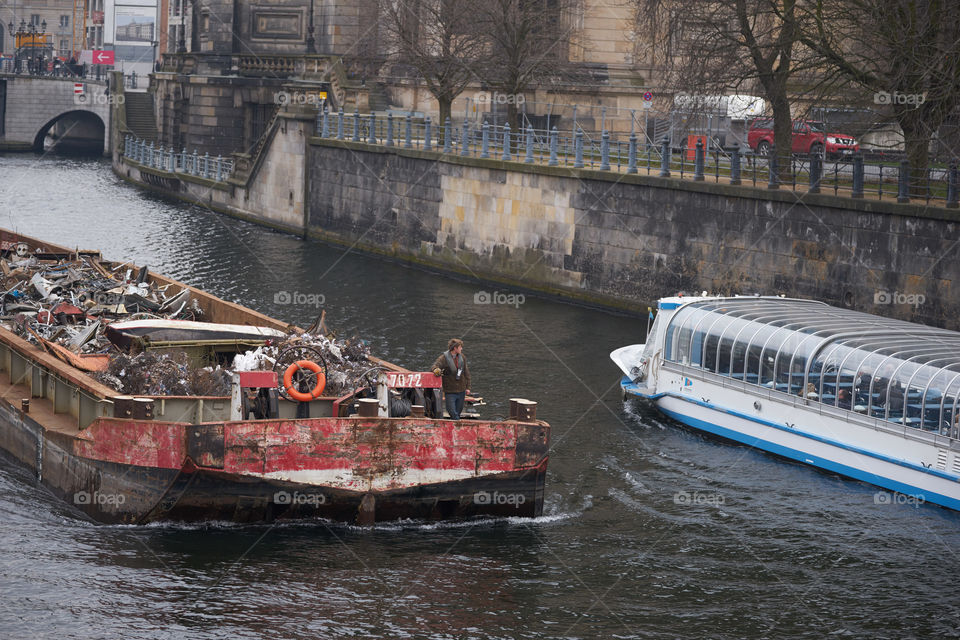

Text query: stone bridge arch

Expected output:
[0,75,114,154]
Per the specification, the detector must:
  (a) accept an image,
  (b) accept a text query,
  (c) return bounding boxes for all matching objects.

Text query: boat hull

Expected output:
[0,395,548,525]
[622,376,960,510]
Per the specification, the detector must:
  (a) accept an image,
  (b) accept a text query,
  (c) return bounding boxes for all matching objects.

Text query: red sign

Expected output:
[92,11,104,25]
[74,83,84,94]
[386,372,443,388]
[91,50,114,65]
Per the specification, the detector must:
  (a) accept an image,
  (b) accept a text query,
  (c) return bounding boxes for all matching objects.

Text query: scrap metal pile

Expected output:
[1,244,200,359]
[232,334,375,397]
[1,242,375,398]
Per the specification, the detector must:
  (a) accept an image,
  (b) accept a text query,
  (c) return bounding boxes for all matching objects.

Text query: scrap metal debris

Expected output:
[1,243,377,399]
[93,351,232,396]
[1,248,202,359]
[233,334,373,396]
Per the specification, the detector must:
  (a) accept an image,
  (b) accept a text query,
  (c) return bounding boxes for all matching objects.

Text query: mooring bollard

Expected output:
[898,159,910,203]
[386,114,394,147]
[424,116,432,151]
[659,137,671,177]
[767,144,779,189]
[502,123,511,161]
[808,150,821,193]
[627,133,638,174]
[600,130,610,171]
[405,114,413,149]
[368,113,376,144]
[352,109,361,142]
[461,121,470,156]
[730,143,741,185]
[525,126,535,163]
[444,118,452,154]
[574,130,584,168]
[337,109,344,140]
[693,140,705,181]
[481,121,490,158]
[549,127,559,166]
[948,162,959,208]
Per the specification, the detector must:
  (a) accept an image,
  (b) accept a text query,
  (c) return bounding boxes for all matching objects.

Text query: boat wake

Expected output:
[108,507,578,533]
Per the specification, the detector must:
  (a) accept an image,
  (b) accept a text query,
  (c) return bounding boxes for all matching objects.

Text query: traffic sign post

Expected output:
[92,50,114,65]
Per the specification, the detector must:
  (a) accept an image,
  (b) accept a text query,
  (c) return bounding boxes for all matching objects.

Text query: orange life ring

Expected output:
[283,360,326,402]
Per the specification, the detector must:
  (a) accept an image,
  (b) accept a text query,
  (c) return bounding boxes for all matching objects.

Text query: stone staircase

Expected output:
[124,92,159,141]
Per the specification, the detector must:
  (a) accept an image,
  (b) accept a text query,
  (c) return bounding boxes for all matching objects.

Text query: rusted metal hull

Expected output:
[71,458,547,524]
[0,395,549,525]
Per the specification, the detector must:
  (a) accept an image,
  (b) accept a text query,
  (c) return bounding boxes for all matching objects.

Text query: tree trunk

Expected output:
[897,107,931,196]
[770,96,794,182]
[438,97,453,145]
[506,101,520,131]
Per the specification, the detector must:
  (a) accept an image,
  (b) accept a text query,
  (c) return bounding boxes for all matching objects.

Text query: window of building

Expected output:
[59,39,69,56]
[30,14,41,27]
[60,15,69,28]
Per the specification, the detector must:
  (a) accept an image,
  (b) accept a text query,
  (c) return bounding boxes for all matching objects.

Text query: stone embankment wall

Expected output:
[114,111,960,329]
[305,137,960,329]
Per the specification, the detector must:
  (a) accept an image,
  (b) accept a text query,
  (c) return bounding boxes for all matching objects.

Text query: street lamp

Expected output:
[177,0,187,53]
[306,0,316,54]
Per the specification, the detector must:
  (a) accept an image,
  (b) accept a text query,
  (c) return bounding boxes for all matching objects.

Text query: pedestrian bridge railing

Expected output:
[122,136,234,182]
[315,109,960,209]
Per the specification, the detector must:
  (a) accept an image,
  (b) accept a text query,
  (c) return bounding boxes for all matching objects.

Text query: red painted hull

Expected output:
[1,399,549,525]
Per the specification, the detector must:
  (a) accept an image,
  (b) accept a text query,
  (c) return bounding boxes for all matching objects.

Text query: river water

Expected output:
[1,153,958,639]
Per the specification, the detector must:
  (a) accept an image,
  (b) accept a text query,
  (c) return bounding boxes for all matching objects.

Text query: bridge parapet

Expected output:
[1,75,114,154]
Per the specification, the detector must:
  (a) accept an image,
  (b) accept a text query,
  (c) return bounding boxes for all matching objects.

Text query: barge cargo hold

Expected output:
[0,230,549,525]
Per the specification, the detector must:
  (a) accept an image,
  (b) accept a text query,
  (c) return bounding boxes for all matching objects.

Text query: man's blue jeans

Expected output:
[445,391,465,420]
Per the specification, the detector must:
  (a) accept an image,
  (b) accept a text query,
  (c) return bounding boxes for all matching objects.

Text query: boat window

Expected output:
[641,311,668,361]
[746,344,765,384]
[731,341,748,377]
[676,323,693,365]
[703,333,720,373]
[689,330,704,367]
[717,335,733,375]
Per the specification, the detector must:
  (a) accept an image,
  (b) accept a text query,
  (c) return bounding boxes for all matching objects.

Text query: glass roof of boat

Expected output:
[662,297,960,432]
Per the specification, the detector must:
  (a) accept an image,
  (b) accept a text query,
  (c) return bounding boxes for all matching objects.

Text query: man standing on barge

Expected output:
[433,338,471,420]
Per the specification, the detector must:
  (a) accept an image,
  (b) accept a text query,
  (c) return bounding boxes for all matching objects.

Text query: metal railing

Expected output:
[314,109,960,209]
[123,135,234,182]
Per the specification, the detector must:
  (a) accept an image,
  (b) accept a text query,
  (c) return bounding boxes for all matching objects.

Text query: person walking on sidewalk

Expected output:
[432,338,471,420]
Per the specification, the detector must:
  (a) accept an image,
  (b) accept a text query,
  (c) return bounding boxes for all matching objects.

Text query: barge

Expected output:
[612,295,960,510]
[0,230,549,525]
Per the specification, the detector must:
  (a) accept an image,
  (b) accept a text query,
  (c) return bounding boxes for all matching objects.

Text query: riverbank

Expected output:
[112,109,960,329]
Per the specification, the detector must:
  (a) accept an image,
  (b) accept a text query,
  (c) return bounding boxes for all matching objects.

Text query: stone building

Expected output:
[2,1,80,59]
[150,0,657,157]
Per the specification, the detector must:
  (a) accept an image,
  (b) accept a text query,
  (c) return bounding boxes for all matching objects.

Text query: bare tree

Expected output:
[636,0,812,178]
[379,0,486,130]
[795,0,960,179]
[472,0,583,129]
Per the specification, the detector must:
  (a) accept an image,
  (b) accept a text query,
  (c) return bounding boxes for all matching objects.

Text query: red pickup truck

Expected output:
[747,119,859,159]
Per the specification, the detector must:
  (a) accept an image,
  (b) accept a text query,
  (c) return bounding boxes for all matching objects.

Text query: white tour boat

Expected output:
[611,295,960,510]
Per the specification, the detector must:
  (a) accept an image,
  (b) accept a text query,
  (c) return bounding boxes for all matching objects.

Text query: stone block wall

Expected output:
[305,138,960,329]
